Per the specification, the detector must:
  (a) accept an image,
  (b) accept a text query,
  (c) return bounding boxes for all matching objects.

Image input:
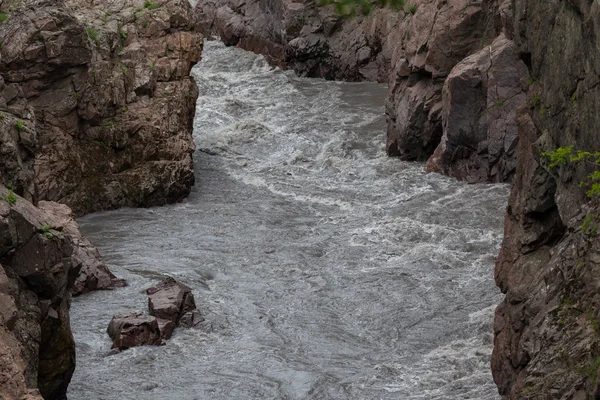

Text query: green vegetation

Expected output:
[495,99,504,106]
[319,0,406,16]
[144,1,159,9]
[120,28,128,40]
[86,26,99,43]
[121,66,128,72]
[532,96,542,106]
[0,189,17,205]
[526,77,535,86]
[578,357,600,383]
[142,19,148,28]
[542,146,600,198]
[40,224,54,239]
[0,13,9,23]
[406,4,417,14]
[15,120,24,131]
[582,213,596,231]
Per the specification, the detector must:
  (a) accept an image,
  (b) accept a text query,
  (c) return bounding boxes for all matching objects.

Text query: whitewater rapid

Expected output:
[68,41,507,399]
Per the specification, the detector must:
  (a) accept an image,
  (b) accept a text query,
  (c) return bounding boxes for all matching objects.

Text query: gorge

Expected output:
[0,0,599,399]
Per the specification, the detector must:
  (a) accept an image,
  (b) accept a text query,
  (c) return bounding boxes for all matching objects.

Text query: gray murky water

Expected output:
[68,41,507,400]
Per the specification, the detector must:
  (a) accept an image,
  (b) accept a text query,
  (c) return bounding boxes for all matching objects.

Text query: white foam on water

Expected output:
[69,41,508,400]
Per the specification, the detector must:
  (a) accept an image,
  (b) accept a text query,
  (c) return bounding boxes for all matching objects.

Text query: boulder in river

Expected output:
[146,277,197,325]
[107,313,164,350]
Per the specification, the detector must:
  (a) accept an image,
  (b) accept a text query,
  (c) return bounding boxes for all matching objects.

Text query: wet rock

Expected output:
[156,318,176,340]
[107,312,164,350]
[425,34,529,183]
[36,201,126,296]
[179,309,205,329]
[146,277,196,324]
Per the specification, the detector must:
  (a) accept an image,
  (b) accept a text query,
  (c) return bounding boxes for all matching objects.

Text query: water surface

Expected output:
[69,41,507,400]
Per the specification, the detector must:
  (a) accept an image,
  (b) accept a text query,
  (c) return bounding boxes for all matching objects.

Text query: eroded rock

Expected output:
[36,201,126,296]
[0,0,203,215]
[146,277,196,324]
[107,277,201,349]
[107,312,164,350]
[426,34,529,183]
[0,185,77,400]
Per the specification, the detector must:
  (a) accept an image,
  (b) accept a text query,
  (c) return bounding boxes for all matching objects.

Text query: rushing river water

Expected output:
[68,41,508,399]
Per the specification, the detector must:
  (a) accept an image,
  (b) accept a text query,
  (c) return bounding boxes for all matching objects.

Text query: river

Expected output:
[68,41,507,400]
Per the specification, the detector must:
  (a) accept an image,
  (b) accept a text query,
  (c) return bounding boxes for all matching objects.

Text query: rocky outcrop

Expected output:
[425,34,529,183]
[0,0,202,216]
[196,0,403,81]
[35,201,126,296]
[491,1,600,399]
[195,0,520,182]
[0,186,78,400]
[107,277,201,350]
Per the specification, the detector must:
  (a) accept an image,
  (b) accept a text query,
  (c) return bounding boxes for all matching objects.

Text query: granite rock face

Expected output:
[36,201,126,296]
[0,0,203,216]
[491,1,600,399]
[425,34,529,183]
[0,186,78,400]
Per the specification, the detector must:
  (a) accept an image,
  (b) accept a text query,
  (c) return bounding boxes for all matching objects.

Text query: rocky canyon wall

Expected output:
[195,0,526,183]
[0,0,202,398]
[0,0,202,216]
[492,1,600,399]
[196,0,600,398]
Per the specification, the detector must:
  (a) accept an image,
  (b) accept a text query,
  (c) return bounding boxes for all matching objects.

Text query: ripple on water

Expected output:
[68,41,506,400]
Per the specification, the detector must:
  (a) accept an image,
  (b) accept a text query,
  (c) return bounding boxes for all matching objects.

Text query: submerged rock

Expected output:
[107,313,164,350]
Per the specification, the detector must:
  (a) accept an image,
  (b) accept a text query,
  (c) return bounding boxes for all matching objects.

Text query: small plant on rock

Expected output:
[319,0,406,16]
[144,1,160,9]
[86,26,99,43]
[0,13,9,23]
[406,4,417,14]
[0,188,17,205]
[40,224,54,239]
[542,146,600,198]
[15,120,24,131]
